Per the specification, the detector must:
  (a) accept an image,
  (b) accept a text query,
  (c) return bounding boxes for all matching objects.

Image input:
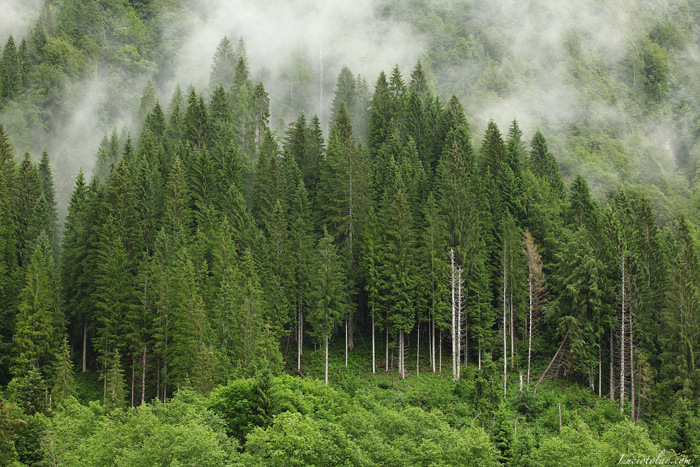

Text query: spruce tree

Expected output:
[93,216,137,396]
[38,150,59,260]
[183,88,210,151]
[61,170,91,373]
[16,151,41,269]
[369,70,391,158]
[210,36,237,91]
[529,130,565,198]
[51,336,76,407]
[12,244,56,377]
[310,228,348,385]
[0,125,17,381]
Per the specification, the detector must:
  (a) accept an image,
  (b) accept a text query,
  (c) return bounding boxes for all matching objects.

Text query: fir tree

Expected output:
[310,228,348,385]
[51,336,76,407]
[210,36,237,91]
[12,245,56,376]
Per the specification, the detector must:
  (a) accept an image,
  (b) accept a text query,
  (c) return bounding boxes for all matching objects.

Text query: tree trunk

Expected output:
[345,318,348,368]
[400,331,405,379]
[432,318,436,373]
[131,361,135,408]
[534,326,570,394]
[457,266,462,380]
[451,250,457,381]
[141,344,146,405]
[325,331,329,386]
[610,327,614,402]
[598,334,602,398]
[385,325,389,373]
[372,306,376,374]
[620,254,626,413]
[82,315,87,373]
[527,274,532,391]
[297,307,302,371]
[503,250,508,399]
[630,309,635,420]
[416,320,420,378]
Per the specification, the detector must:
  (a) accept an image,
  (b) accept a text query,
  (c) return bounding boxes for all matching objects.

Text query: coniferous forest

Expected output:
[2,0,700,465]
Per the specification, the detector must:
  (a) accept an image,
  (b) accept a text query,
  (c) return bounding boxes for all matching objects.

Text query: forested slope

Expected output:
[1,0,700,465]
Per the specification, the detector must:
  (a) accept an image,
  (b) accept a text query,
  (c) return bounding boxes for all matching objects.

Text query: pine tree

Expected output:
[523,229,546,391]
[388,65,407,136]
[0,125,17,380]
[16,151,41,269]
[330,66,357,127]
[231,50,256,157]
[164,158,191,239]
[104,349,126,410]
[1,35,20,101]
[61,170,91,373]
[568,174,598,230]
[183,88,210,151]
[150,229,174,401]
[381,187,416,379]
[105,159,141,266]
[253,82,271,147]
[210,36,237,91]
[421,194,449,373]
[145,101,166,143]
[310,228,348,385]
[51,336,76,407]
[93,216,137,397]
[38,150,59,260]
[167,84,185,143]
[362,207,383,374]
[169,245,207,389]
[529,130,565,198]
[288,176,314,371]
[12,245,56,376]
[664,216,700,401]
[316,102,371,355]
[369,71,391,158]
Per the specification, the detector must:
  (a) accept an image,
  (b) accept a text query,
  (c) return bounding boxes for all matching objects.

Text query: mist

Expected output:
[1,0,698,223]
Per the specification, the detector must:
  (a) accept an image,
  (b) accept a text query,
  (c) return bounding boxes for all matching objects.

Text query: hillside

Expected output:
[1,0,700,465]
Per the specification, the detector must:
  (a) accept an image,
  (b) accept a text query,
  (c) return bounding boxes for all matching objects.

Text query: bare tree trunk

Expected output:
[527,274,532,391]
[534,326,571,394]
[385,326,389,373]
[297,307,302,371]
[400,331,405,379]
[416,321,420,378]
[610,327,614,402]
[82,315,88,373]
[598,335,602,398]
[510,291,514,369]
[630,309,635,420]
[620,254,626,413]
[130,360,135,408]
[324,330,329,386]
[457,266,462,380]
[345,318,348,368]
[141,345,146,405]
[503,250,508,399]
[372,306,376,374]
[451,250,457,381]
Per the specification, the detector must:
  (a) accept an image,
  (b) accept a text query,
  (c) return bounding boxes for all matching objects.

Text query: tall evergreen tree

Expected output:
[12,244,56,377]
[210,36,237,91]
[529,130,565,198]
[38,150,59,260]
[0,125,17,382]
[310,228,348,385]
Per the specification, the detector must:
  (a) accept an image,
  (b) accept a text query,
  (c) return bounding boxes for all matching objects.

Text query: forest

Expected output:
[1,0,700,465]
